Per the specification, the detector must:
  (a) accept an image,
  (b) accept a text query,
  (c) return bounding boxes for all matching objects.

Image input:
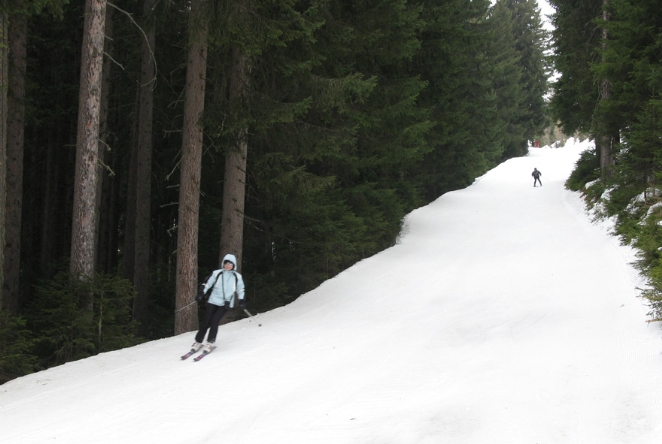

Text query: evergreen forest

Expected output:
[551,1,662,324]
[0,0,549,383]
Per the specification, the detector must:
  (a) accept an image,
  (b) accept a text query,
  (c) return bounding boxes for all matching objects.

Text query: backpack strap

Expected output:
[210,270,222,288]
[231,271,239,306]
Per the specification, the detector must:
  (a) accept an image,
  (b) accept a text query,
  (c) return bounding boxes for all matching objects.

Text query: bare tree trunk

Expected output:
[133,0,157,336]
[70,0,107,281]
[174,0,207,335]
[0,12,8,308]
[219,47,249,326]
[3,12,27,313]
[219,130,247,268]
[219,47,249,270]
[96,6,114,274]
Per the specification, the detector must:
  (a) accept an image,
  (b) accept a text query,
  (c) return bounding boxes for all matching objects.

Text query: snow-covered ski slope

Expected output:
[3,139,662,444]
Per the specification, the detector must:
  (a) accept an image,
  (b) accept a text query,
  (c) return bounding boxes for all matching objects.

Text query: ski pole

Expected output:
[243,308,254,317]
[175,300,197,313]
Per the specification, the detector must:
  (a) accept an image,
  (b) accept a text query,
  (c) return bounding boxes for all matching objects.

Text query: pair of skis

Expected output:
[181,346,216,362]
[180,309,254,362]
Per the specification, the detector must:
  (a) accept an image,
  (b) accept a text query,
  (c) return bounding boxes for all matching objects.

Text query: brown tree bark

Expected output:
[174,0,207,335]
[219,47,249,270]
[3,12,27,313]
[70,0,107,281]
[218,47,250,326]
[133,0,157,335]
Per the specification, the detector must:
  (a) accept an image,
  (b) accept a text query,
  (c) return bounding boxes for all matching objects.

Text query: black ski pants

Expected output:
[195,303,230,343]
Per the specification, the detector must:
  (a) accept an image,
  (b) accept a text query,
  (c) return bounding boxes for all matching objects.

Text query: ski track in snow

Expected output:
[2,139,662,444]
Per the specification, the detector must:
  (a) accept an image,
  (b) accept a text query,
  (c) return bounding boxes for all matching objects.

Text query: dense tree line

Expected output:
[0,0,548,383]
[551,1,662,321]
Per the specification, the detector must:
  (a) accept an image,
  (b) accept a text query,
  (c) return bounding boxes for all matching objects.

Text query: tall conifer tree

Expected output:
[601,0,662,186]
[549,0,603,134]
[504,0,549,151]
[174,0,207,334]
[415,0,498,198]
[70,0,107,282]
[487,0,526,160]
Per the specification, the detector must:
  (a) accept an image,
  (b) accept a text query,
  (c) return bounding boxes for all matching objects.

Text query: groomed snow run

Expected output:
[3,138,662,444]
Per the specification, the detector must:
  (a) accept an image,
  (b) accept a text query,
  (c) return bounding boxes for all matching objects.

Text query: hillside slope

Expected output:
[2,139,662,444]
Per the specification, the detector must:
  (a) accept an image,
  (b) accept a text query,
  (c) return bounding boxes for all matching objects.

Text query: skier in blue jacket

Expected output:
[191,253,246,353]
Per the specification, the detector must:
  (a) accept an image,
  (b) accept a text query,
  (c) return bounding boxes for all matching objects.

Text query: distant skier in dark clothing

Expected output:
[532,168,542,187]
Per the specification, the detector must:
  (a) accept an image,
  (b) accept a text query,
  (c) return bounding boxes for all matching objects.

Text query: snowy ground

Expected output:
[3,139,662,444]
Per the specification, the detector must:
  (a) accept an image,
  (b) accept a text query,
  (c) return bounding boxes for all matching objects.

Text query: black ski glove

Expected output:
[239,299,246,309]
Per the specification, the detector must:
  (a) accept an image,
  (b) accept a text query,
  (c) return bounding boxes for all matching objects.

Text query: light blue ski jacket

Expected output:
[203,254,245,308]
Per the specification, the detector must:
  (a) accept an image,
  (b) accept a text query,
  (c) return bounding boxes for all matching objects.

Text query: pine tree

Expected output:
[602,0,662,187]
[550,0,620,178]
[415,0,500,198]
[549,0,603,135]
[619,100,662,195]
[174,0,208,335]
[487,0,526,160]
[0,311,36,383]
[28,270,138,368]
[70,0,107,284]
[504,0,549,148]
[95,5,114,275]
[314,0,432,251]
